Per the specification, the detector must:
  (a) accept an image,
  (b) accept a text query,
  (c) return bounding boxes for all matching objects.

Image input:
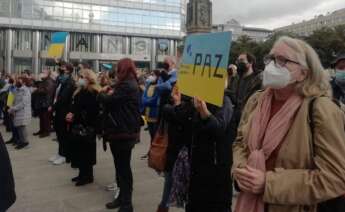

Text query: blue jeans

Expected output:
[159,172,173,208]
[13,126,28,145]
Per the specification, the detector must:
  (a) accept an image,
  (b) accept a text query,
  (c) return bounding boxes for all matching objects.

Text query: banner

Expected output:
[178,32,232,106]
[47,32,68,58]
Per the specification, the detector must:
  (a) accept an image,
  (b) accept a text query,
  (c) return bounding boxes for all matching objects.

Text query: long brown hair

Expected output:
[116,58,138,82]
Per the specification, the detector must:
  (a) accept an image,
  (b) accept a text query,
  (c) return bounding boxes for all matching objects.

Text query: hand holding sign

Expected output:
[193,97,211,120]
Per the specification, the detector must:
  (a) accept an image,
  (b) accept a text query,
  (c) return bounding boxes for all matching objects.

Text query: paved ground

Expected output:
[2,118,184,212]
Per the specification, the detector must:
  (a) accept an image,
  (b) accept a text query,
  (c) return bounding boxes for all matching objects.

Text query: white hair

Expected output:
[274,36,331,97]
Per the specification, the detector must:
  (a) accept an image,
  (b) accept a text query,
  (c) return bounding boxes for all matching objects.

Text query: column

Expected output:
[5,29,13,74]
[124,36,130,55]
[63,33,70,62]
[169,40,175,56]
[150,38,157,71]
[93,34,100,72]
[32,30,40,76]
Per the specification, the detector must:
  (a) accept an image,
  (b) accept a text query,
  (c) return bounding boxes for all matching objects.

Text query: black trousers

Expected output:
[56,127,70,160]
[39,110,51,134]
[79,165,93,178]
[185,204,230,212]
[109,141,134,206]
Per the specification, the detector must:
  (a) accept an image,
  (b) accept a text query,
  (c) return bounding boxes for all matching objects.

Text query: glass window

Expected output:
[40,31,52,51]
[70,33,95,52]
[132,37,151,55]
[157,39,169,55]
[102,35,124,54]
[14,30,32,51]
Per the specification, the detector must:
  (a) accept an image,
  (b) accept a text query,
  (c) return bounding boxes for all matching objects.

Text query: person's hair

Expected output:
[23,69,32,75]
[116,58,138,82]
[65,63,74,73]
[74,69,101,96]
[153,69,161,78]
[99,73,111,87]
[273,36,331,97]
[79,61,91,69]
[240,52,256,71]
[164,56,177,66]
[17,76,29,86]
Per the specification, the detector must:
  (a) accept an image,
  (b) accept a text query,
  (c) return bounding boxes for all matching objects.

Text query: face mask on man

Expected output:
[236,62,249,76]
[335,70,345,85]
[263,62,295,89]
[146,75,157,83]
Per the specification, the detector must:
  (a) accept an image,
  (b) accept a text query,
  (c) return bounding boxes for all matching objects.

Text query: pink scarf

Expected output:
[235,89,303,212]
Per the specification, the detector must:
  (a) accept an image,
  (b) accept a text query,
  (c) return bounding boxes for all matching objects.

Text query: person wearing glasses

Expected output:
[233,36,345,212]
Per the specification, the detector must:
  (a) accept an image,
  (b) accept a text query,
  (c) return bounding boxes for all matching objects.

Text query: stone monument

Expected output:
[186,0,212,34]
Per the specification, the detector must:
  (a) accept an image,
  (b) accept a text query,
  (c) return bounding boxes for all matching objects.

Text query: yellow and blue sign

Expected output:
[178,32,232,106]
[47,32,68,58]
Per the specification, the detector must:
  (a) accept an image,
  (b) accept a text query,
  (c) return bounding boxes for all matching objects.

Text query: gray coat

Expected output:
[9,86,32,127]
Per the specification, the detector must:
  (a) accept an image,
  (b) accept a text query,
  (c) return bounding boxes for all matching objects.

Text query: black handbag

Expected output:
[71,111,95,141]
[71,124,95,141]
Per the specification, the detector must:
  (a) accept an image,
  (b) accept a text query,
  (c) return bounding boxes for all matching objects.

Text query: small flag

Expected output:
[48,32,68,58]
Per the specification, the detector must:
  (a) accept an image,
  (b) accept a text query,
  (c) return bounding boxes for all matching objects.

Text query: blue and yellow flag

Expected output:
[178,32,232,106]
[47,32,68,58]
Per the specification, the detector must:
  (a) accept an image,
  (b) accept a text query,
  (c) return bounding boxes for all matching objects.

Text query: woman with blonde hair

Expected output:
[66,69,100,186]
[233,36,345,212]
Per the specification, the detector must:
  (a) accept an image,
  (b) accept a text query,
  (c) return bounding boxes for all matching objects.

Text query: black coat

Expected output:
[331,78,345,104]
[53,77,76,132]
[189,96,233,209]
[163,95,233,209]
[0,133,16,211]
[162,98,194,172]
[99,79,141,144]
[165,95,233,209]
[69,89,99,168]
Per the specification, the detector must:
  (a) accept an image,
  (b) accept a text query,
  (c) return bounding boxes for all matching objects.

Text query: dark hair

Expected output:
[153,69,161,78]
[116,58,138,82]
[24,69,32,75]
[65,63,74,73]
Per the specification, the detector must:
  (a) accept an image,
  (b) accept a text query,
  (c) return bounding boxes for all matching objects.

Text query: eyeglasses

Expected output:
[264,54,300,67]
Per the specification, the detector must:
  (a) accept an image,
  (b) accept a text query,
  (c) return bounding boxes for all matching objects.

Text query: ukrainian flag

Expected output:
[48,32,68,58]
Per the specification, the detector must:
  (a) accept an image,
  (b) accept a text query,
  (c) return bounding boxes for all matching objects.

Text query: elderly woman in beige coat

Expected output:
[233,36,345,212]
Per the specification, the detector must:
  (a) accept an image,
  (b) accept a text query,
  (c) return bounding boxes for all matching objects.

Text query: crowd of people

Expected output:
[1,36,345,212]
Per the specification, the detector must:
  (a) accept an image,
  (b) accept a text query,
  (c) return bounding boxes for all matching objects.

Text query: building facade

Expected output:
[212,19,272,42]
[0,0,187,74]
[275,8,345,36]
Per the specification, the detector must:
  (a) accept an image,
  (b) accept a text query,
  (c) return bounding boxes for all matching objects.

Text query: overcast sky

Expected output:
[211,0,345,29]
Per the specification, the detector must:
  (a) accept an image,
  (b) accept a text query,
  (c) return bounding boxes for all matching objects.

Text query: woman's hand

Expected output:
[193,97,211,119]
[65,112,74,123]
[234,166,266,194]
[171,86,181,106]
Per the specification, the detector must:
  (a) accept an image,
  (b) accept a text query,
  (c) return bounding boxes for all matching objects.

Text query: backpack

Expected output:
[309,97,345,212]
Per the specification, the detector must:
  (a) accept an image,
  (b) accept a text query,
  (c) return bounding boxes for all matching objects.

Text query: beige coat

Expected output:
[233,91,345,212]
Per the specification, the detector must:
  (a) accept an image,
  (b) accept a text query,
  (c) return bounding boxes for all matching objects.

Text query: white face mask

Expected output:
[263,62,294,89]
[146,75,157,83]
